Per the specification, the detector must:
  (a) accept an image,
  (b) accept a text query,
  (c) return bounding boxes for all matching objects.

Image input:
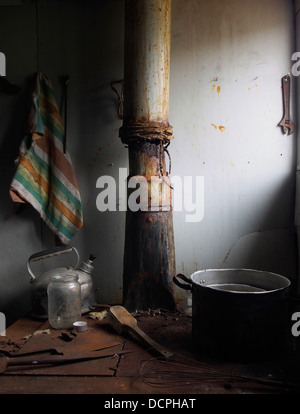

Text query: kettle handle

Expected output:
[27,245,80,282]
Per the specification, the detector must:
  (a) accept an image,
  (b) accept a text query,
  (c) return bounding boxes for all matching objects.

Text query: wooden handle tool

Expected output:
[106,305,173,360]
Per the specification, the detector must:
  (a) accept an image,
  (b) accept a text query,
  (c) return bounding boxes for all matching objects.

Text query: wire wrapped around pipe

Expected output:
[119,122,174,145]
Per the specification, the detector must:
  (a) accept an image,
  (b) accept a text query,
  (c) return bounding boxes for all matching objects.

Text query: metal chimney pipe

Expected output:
[120,0,176,311]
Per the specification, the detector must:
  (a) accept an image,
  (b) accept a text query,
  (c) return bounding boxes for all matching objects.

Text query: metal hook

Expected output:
[111,79,124,119]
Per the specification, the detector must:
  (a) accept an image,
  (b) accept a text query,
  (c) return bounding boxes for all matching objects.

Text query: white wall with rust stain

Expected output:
[170,0,298,306]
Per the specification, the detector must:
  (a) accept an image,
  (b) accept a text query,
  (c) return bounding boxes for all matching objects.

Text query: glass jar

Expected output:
[47,274,81,329]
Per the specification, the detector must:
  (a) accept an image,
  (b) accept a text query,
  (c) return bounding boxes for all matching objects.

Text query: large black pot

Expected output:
[173,268,291,361]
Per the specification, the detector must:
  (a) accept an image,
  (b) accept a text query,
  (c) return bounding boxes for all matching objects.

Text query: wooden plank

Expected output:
[1,317,124,376]
[0,316,45,355]
[0,374,285,395]
[5,316,44,340]
[1,314,299,395]
[14,318,122,356]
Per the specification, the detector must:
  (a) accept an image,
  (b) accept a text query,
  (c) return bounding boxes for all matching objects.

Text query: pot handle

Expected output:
[27,245,80,282]
[173,274,193,291]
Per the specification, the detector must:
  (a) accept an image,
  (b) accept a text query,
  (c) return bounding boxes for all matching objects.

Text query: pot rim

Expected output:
[190,268,291,294]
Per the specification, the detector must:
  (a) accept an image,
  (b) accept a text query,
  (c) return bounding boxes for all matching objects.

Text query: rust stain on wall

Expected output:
[211,124,225,133]
[212,84,221,94]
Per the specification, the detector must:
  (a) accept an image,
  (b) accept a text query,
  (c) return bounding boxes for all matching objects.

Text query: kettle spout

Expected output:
[77,254,96,274]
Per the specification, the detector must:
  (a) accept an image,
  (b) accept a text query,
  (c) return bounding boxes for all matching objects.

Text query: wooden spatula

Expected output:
[106,305,173,360]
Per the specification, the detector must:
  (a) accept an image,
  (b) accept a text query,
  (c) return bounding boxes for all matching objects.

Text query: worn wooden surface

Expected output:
[0,310,299,394]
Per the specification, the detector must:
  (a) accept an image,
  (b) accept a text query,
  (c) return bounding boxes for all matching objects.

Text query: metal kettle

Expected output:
[27,245,96,319]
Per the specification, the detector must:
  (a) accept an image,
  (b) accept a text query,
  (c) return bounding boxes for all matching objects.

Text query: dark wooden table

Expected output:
[0,310,299,395]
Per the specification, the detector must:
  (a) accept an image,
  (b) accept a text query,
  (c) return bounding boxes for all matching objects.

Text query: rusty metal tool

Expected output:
[0,348,62,358]
[0,343,121,358]
[0,350,131,374]
[279,74,295,135]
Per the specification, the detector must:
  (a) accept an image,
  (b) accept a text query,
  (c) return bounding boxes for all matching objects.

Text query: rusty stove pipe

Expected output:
[120,0,176,311]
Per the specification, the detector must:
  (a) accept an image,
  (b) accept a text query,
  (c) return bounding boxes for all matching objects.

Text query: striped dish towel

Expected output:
[9,73,83,245]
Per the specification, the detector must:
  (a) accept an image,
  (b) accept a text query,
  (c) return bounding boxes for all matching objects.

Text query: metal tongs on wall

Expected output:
[278,74,295,136]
